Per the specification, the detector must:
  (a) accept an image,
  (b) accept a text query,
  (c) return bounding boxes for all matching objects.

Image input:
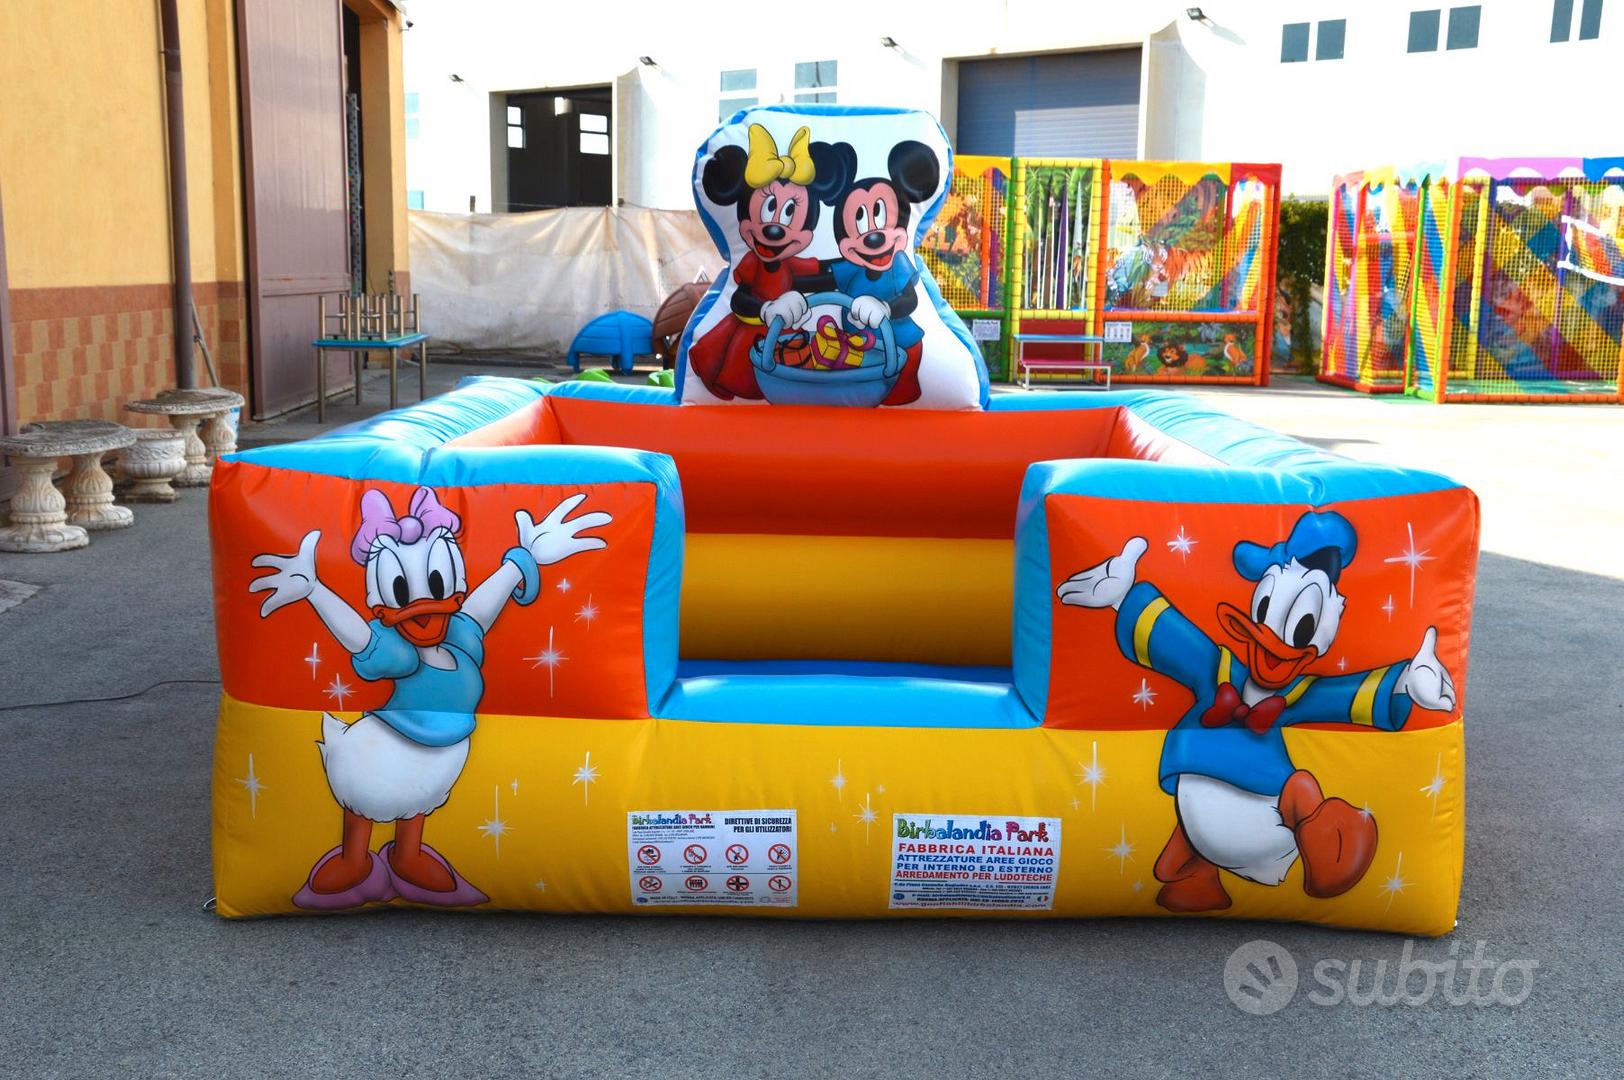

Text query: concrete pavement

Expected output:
[1,373,1620,1077]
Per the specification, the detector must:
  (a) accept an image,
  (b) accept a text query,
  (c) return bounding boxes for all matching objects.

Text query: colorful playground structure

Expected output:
[209,107,1476,934]
[1320,158,1624,403]
[918,156,1282,386]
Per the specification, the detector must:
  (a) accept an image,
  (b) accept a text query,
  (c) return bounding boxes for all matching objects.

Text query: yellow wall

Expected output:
[0,0,240,290]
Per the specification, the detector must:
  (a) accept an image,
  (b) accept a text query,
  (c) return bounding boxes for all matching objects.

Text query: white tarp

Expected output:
[407,207,718,353]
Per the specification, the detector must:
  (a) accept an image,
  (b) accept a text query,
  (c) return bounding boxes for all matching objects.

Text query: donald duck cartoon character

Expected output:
[249,487,612,909]
[1057,511,1456,912]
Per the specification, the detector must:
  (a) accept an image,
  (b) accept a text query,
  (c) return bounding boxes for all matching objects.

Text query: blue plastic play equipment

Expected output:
[568,310,655,373]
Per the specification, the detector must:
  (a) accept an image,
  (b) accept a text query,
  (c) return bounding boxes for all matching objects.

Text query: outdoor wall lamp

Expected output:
[639,56,658,66]
[880,36,899,49]
[1185,7,1206,20]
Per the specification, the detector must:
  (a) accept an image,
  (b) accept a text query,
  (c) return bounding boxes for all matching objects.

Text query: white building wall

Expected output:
[403,0,1618,208]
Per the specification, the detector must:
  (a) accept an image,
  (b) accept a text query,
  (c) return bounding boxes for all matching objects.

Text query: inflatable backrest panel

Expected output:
[679,105,988,410]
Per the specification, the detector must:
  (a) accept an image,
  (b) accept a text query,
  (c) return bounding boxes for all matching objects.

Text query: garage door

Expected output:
[956,49,1141,158]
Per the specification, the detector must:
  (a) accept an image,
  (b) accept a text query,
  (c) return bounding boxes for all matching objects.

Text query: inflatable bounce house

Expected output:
[917,154,1282,385]
[1320,157,1624,403]
[210,107,1478,934]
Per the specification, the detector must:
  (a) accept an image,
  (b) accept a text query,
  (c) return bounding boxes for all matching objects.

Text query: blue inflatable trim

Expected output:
[659,672,1037,729]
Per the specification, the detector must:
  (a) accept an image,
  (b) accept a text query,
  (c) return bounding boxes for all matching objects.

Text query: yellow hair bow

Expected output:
[744,124,815,188]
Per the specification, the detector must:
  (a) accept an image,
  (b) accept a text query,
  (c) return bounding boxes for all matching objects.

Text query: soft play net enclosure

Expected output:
[1320,157,1624,403]
[209,108,1478,933]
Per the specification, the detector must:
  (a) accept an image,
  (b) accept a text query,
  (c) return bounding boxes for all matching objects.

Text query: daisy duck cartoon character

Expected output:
[249,487,611,909]
[1057,511,1456,913]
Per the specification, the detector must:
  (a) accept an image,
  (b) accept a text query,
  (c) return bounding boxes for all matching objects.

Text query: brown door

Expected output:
[236,0,352,419]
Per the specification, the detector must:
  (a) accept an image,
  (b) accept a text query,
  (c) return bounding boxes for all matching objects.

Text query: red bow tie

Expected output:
[1201,682,1285,734]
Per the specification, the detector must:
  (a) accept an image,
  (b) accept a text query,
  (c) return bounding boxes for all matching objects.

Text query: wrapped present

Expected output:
[812,315,876,369]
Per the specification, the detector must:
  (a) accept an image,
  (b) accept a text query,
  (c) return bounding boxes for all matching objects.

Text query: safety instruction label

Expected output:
[889,813,1062,910]
[971,318,1001,341]
[627,810,798,907]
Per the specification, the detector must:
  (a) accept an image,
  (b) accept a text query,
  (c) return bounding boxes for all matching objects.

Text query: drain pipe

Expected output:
[158,0,196,389]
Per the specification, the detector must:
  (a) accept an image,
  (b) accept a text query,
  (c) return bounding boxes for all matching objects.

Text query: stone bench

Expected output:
[1,421,137,553]
[126,387,244,488]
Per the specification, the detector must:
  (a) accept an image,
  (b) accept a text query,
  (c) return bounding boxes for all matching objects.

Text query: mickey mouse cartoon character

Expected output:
[687,123,852,400]
[823,140,941,406]
[1057,511,1457,913]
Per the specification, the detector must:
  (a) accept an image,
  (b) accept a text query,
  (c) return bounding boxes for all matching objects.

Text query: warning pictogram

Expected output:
[626,808,797,908]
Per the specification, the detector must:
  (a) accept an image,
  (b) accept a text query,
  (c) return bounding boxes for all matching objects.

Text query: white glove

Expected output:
[249,530,322,617]
[761,292,809,329]
[849,295,890,328]
[1400,626,1457,712]
[1056,537,1147,611]
[516,493,613,566]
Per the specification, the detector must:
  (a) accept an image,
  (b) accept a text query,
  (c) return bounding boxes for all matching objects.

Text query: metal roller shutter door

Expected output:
[956,49,1142,158]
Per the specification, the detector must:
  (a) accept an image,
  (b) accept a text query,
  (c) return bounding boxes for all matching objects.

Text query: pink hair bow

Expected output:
[351,486,462,564]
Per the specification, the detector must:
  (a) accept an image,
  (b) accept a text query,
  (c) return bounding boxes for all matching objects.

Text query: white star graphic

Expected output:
[1070,798,1082,811]
[1380,851,1409,909]
[511,777,520,796]
[1132,678,1157,710]
[1167,527,1198,562]
[304,642,321,680]
[854,792,878,842]
[1381,594,1396,622]
[524,626,567,697]
[575,594,598,626]
[830,759,847,798]
[556,577,572,594]
[1130,879,1144,893]
[829,822,838,833]
[1104,823,1135,872]
[1420,753,1447,817]
[234,753,266,818]
[534,877,548,892]
[876,783,886,794]
[1075,740,1106,810]
[477,784,509,856]
[571,751,600,805]
[1384,522,1436,607]
[324,675,354,710]
[1337,657,1349,671]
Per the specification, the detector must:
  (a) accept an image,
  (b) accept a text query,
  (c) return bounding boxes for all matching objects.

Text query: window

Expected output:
[1408,9,1441,50]
[1552,0,1604,40]
[794,59,838,102]
[405,92,421,140]
[407,190,425,210]
[719,69,757,121]
[1282,20,1343,62]
[1316,18,1347,59]
[578,112,609,156]
[1580,0,1605,37]
[1446,5,1480,49]
[1280,22,1310,61]
[505,104,524,150]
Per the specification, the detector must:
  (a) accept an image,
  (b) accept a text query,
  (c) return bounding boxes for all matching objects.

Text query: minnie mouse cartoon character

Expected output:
[685,124,851,400]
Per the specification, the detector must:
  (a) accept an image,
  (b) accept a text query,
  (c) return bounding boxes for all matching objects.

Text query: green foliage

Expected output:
[1276,198,1329,370]
[1277,198,1329,288]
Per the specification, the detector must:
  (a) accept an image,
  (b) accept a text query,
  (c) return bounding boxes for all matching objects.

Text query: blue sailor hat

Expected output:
[1233,510,1358,584]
